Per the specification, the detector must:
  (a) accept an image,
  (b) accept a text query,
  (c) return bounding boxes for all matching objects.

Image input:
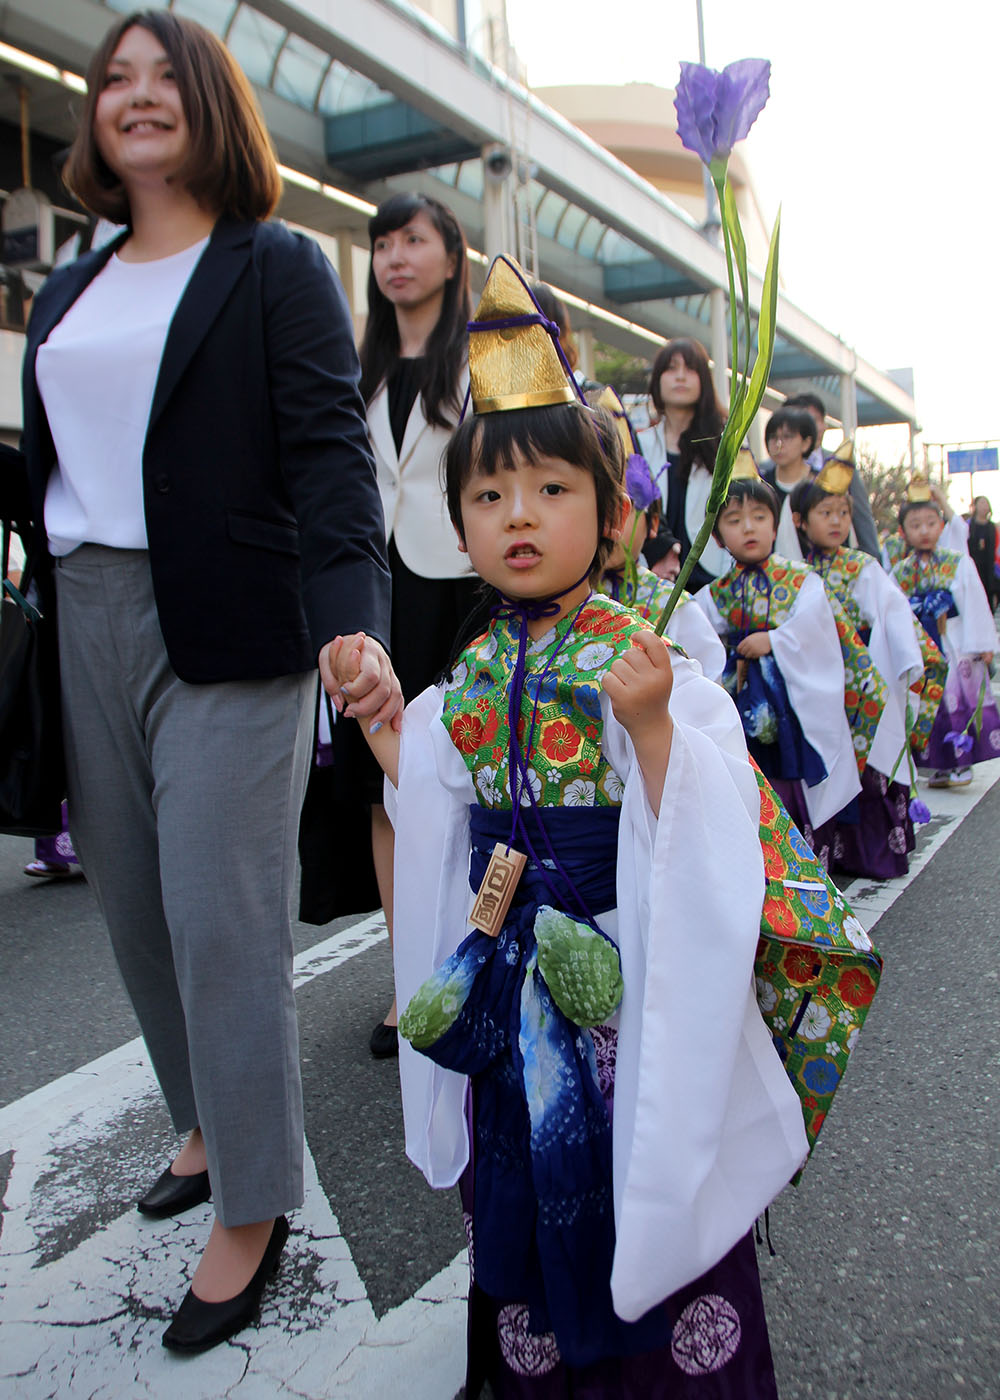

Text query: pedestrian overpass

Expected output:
[0,0,917,440]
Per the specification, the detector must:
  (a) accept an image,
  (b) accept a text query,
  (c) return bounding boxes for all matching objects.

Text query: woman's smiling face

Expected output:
[93,25,190,190]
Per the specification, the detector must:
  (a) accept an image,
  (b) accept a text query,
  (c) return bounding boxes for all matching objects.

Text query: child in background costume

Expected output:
[593,386,725,682]
[892,477,1000,788]
[694,458,864,867]
[789,447,947,879]
[881,479,968,571]
[331,257,807,1398]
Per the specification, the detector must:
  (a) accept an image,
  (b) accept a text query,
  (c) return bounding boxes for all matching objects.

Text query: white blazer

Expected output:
[367,373,474,580]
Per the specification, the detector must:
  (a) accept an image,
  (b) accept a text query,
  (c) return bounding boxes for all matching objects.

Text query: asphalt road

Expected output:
[1,776,998,1397]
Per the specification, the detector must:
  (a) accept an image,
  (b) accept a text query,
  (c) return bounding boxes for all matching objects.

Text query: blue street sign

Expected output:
[947,447,999,473]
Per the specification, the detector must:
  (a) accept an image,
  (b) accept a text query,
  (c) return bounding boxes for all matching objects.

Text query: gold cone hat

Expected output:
[815,439,854,495]
[469,256,578,414]
[906,473,932,503]
[731,447,762,482]
[594,385,638,461]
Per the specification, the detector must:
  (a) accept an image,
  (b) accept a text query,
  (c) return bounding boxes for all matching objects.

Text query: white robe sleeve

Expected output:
[950,553,998,657]
[666,598,727,683]
[603,655,807,1319]
[853,561,925,777]
[692,583,727,637]
[940,513,969,554]
[388,685,477,1188]
[769,571,861,825]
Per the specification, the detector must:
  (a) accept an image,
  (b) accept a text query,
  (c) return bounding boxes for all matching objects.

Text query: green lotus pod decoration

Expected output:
[398,954,479,1050]
[534,905,623,1028]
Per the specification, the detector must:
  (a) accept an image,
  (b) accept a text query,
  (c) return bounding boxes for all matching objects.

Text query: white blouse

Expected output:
[37,237,208,555]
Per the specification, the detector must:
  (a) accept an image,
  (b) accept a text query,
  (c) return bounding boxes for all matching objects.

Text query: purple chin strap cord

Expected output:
[491,571,605,931]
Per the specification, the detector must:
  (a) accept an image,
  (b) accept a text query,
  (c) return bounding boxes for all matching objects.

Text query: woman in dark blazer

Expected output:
[19,9,398,1352]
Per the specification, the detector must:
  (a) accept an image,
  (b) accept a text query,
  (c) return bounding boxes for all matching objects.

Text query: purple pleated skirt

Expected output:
[33,801,79,867]
[832,767,914,880]
[918,656,1000,771]
[460,1027,778,1399]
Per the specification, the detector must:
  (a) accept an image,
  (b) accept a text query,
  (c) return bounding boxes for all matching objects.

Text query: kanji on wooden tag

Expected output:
[470,842,527,937]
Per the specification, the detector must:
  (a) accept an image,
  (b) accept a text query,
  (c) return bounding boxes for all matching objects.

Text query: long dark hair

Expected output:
[358,192,471,430]
[648,337,726,487]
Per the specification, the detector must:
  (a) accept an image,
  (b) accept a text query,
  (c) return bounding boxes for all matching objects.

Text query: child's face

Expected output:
[767,427,810,471]
[716,496,776,564]
[605,501,648,571]
[458,449,602,610]
[801,494,852,551]
[902,505,944,553]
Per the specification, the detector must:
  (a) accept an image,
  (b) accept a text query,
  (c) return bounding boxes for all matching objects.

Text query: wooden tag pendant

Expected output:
[470,842,527,938]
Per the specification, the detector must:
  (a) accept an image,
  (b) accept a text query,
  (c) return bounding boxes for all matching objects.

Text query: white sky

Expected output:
[505,0,1000,502]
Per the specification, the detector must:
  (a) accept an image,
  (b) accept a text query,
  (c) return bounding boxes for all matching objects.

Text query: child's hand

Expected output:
[602,631,673,740]
[319,632,362,711]
[736,631,772,659]
[602,632,674,816]
[319,632,404,731]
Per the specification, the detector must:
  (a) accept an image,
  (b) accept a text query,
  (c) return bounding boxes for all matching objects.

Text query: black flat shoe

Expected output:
[137,1165,211,1218]
[369,1020,399,1058]
[162,1215,289,1354]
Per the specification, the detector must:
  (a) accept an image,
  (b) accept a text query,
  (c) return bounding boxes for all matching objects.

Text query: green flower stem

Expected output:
[653,512,716,636]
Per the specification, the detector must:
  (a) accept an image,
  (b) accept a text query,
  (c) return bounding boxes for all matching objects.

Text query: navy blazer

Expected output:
[20,218,391,683]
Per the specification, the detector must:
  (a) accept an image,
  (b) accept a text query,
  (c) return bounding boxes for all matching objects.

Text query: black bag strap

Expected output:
[2,518,42,621]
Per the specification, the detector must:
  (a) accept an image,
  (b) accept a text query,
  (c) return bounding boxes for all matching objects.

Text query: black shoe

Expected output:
[137,1166,211,1218]
[162,1215,290,1354]
[369,1020,399,1058]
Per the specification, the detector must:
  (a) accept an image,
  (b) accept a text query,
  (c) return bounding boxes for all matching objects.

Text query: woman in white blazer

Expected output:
[360,194,482,1054]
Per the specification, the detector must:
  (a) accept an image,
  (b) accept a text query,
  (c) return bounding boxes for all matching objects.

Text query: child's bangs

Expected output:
[464,403,601,479]
[719,478,780,527]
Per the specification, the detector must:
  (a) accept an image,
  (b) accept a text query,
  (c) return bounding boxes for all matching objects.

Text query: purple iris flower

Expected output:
[674,59,772,171]
[625,453,659,511]
[944,729,975,756]
[908,798,931,825]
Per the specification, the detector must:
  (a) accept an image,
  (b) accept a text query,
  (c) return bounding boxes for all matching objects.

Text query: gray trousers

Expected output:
[55,547,314,1226]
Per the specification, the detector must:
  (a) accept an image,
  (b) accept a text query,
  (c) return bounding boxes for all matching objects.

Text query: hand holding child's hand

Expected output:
[736,631,772,659]
[601,631,673,741]
[319,632,404,731]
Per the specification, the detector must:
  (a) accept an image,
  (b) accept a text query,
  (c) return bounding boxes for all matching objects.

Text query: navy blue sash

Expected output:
[910,588,957,651]
[725,651,827,788]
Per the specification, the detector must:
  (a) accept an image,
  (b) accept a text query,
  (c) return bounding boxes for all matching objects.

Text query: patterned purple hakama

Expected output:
[832,767,914,881]
[461,1027,778,1400]
[33,801,79,868]
[917,655,1000,772]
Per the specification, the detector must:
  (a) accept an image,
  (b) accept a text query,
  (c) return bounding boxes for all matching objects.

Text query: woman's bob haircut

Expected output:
[63,9,282,225]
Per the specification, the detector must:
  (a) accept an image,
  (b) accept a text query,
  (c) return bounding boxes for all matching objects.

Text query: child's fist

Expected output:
[319,631,365,711]
[736,631,772,659]
[601,630,673,739]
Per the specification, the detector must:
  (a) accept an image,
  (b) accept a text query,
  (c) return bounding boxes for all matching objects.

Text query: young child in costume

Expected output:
[881,479,968,571]
[330,258,807,1398]
[891,477,1000,787]
[593,386,725,682]
[788,447,947,879]
[693,459,866,867]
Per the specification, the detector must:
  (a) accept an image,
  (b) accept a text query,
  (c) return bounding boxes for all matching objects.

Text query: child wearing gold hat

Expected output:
[329,257,806,1395]
[891,479,1000,786]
